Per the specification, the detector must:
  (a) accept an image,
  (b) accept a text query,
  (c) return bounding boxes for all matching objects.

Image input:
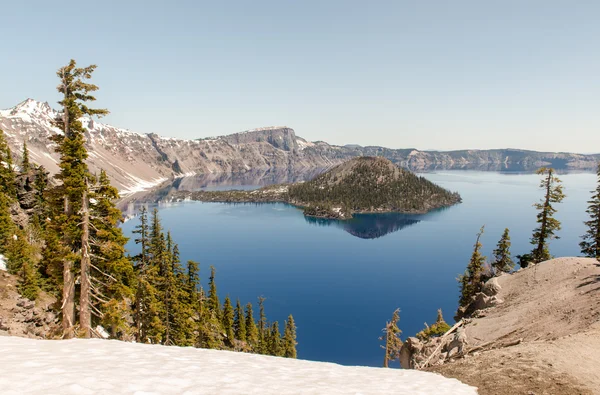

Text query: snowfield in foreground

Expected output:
[0,336,477,394]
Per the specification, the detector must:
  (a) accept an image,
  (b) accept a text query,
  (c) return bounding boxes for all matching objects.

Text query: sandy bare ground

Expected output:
[429,257,600,394]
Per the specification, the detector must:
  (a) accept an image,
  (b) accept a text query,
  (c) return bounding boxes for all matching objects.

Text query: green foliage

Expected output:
[21,141,30,173]
[416,309,451,341]
[580,163,600,260]
[282,314,298,359]
[529,167,565,264]
[0,129,17,198]
[268,321,283,356]
[18,260,40,300]
[207,265,221,319]
[0,60,297,356]
[234,299,247,342]
[288,157,460,214]
[90,169,135,338]
[222,296,235,346]
[127,208,293,355]
[257,296,268,354]
[380,308,402,368]
[0,193,14,252]
[458,226,486,308]
[245,302,259,350]
[492,228,514,273]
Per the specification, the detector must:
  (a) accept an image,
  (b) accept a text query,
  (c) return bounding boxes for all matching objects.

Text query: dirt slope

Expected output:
[429,257,600,394]
[0,270,58,338]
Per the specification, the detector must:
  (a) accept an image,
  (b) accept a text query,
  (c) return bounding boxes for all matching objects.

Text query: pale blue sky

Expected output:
[1,1,599,152]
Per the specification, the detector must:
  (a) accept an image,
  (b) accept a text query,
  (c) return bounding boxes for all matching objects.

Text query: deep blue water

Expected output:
[121,170,596,367]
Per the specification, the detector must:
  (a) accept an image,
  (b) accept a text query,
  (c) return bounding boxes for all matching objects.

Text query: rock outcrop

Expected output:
[0,271,59,339]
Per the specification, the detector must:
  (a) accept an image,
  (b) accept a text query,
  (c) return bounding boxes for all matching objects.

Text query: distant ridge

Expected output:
[1,99,598,194]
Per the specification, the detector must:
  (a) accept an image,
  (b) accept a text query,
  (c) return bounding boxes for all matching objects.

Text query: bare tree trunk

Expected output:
[135,284,143,342]
[383,323,390,368]
[536,171,552,260]
[80,184,91,338]
[62,194,75,338]
[62,253,75,339]
[61,86,75,339]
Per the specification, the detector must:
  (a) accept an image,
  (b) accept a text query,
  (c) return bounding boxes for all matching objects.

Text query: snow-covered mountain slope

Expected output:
[0,99,343,193]
[0,336,477,394]
[1,99,598,194]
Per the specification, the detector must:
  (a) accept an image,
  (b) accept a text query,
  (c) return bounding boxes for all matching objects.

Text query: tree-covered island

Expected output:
[172,157,462,219]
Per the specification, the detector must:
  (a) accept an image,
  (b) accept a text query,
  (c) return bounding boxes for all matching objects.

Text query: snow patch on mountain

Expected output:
[119,174,168,196]
[0,336,477,394]
[242,126,290,134]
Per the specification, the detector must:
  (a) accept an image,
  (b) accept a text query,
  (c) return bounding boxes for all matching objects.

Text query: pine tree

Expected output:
[529,167,565,264]
[492,228,514,274]
[282,314,297,358]
[89,170,135,339]
[245,302,259,350]
[222,296,235,346]
[21,141,30,173]
[580,163,600,260]
[257,296,268,354]
[186,260,200,308]
[268,322,282,356]
[19,260,40,300]
[197,286,224,350]
[416,309,451,341]
[52,59,108,339]
[166,240,192,346]
[234,298,247,342]
[380,308,402,368]
[0,129,17,198]
[0,194,15,254]
[207,266,221,319]
[132,206,150,341]
[458,226,486,308]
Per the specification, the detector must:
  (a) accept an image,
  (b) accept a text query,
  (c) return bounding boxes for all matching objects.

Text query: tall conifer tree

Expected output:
[222,296,235,346]
[245,302,259,350]
[21,141,30,173]
[234,299,247,343]
[52,60,108,338]
[257,296,267,354]
[268,322,282,356]
[492,228,514,273]
[580,163,600,260]
[529,167,565,264]
[458,226,486,308]
[89,170,135,338]
[282,315,297,358]
[0,130,16,198]
[207,266,221,318]
[380,309,402,368]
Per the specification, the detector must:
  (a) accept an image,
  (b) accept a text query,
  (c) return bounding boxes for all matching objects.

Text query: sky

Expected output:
[0,0,598,152]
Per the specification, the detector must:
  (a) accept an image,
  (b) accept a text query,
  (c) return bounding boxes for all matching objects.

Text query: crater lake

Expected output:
[120,170,595,367]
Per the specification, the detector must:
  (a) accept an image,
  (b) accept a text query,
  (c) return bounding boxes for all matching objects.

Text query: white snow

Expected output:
[241,126,289,134]
[0,336,476,394]
[0,253,6,271]
[296,138,315,150]
[120,175,168,196]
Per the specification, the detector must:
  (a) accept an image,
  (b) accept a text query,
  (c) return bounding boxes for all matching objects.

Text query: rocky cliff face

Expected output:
[1,99,598,193]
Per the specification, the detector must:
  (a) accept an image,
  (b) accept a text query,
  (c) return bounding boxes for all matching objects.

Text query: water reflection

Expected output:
[118,168,325,215]
[305,213,423,239]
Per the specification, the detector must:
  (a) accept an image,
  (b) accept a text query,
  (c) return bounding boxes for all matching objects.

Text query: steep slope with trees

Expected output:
[288,156,461,217]
[0,60,297,360]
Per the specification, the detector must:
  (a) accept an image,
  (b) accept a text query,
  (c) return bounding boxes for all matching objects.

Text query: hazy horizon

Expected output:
[1,1,599,152]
